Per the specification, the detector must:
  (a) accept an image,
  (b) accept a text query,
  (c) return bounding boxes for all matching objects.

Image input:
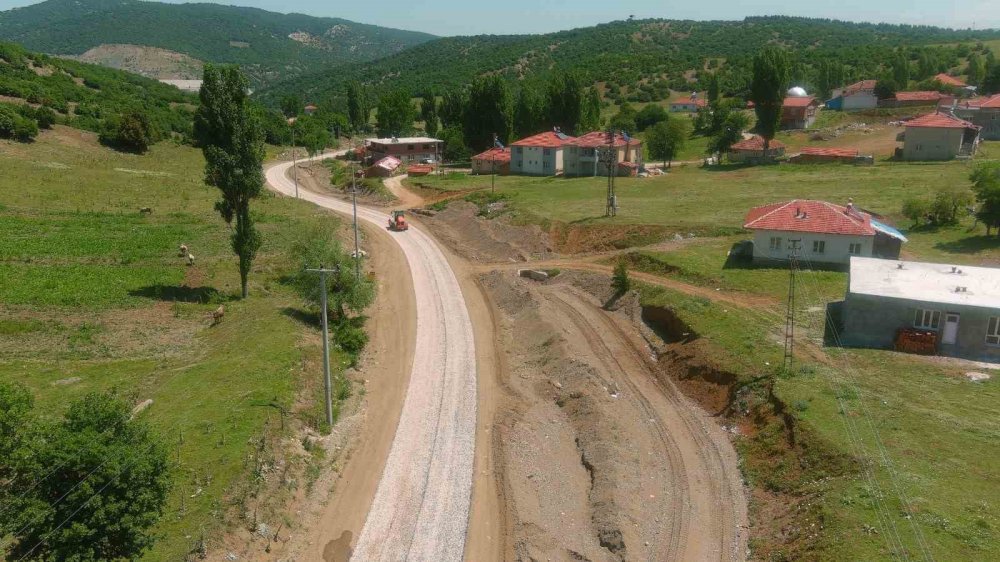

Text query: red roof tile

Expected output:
[511,131,576,148]
[744,200,877,236]
[981,94,1000,109]
[841,80,877,96]
[574,131,641,148]
[783,96,818,108]
[670,98,706,108]
[893,91,945,102]
[730,135,785,152]
[905,112,978,129]
[472,147,511,162]
[798,147,859,158]
[934,73,967,87]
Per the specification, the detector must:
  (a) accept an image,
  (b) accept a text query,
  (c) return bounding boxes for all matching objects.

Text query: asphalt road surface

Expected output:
[265,155,477,561]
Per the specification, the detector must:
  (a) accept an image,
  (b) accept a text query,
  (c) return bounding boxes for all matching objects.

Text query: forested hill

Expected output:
[0,0,436,84]
[258,16,1000,103]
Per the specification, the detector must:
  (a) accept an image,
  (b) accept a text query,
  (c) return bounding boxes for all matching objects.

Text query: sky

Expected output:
[1,0,999,36]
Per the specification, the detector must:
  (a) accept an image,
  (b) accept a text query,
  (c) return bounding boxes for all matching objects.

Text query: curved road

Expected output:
[265,156,477,561]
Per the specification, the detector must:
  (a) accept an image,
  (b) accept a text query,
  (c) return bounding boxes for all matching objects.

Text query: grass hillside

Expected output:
[259,16,1000,102]
[407,155,1000,560]
[0,0,436,85]
[0,41,194,138]
[0,127,354,559]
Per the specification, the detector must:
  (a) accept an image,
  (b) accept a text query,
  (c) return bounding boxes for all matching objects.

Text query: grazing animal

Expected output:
[139,207,152,215]
[179,244,189,257]
[187,253,195,266]
[212,305,225,325]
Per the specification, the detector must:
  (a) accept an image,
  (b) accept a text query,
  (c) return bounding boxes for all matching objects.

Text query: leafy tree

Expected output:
[439,88,468,128]
[376,89,417,137]
[892,52,911,89]
[611,261,631,295]
[705,72,721,103]
[513,84,547,138]
[32,105,56,129]
[463,74,513,150]
[971,162,1000,235]
[982,64,1000,95]
[901,197,930,227]
[420,90,439,136]
[288,227,375,322]
[546,72,587,134]
[930,186,973,225]
[346,81,372,133]
[3,388,170,561]
[579,86,603,133]
[968,52,986,86]
[874,78,897,100]
[710,111,751,158]
[100,110,157,153]
[0,104,38,142]
[645,119,687,168]
[440,125,471,161]
[608,102,637,133]
[750,46,789,154]
[194,65,266,299]
[635,104,668,132]
[293,116,331,156]
[280,94,301,118]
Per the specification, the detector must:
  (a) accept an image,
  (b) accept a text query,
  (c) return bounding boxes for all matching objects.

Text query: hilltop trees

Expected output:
[463,75,513,150]
[750,46,790,155]
[1,384,170,561]
[195,65,266,299]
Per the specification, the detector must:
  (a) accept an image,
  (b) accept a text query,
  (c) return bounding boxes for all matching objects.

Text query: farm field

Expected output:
[0,127,351,559]
[409,154,1000,560]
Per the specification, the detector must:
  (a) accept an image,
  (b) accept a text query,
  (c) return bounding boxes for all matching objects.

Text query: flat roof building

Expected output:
[367,137,443,164]
[842,257,1000,362]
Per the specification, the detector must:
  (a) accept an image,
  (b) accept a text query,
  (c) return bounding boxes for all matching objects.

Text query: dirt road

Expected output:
[265,156,478,561]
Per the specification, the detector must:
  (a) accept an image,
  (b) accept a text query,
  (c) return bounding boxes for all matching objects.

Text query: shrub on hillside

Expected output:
[100,110,159,153]
[0,104,38,141]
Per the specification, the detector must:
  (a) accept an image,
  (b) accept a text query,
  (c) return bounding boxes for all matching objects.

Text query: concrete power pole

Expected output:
[351,161,361,282]
[306,264,339,426]
[783,239,802,373]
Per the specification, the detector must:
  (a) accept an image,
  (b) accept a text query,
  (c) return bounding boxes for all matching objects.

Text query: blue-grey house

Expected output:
[842,257,1000,362]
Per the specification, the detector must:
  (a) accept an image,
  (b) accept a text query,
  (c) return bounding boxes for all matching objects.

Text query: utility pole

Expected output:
[783,239,801,373]
[305,264,339,426]
[604,128,618,217]
[290,120,299,198]
[351,158,361,282]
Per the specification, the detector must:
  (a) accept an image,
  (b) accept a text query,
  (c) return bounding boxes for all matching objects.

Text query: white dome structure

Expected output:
[787,86,808,97]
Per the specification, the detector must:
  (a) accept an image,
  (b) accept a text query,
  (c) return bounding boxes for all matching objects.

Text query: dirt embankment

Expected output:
[417,201,554,263]
[481,270,748,561]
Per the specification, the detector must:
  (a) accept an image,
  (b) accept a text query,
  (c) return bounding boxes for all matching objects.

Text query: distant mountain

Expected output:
[0,0,436,84]
[258,16,1000,102]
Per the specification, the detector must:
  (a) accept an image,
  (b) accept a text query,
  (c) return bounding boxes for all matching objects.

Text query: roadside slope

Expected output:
[265,156,477,560]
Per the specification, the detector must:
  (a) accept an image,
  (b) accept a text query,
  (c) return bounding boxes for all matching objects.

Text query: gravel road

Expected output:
[265,156,478,561]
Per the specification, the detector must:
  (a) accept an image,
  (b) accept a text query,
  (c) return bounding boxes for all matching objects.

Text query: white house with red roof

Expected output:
[743,199,907,266]
[510,130,576,175]
[953,93,1000,140]
[471,147,511,175]
[669,97,707,113]
[510,130,643,177]
[901,112,981,161]
[781,96,820,129]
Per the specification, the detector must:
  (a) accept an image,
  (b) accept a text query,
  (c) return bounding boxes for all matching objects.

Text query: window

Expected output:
[916,144,923,151]
[914,309,941,330]
[544,148,552,156]
[987,317,1000,345]
[812,240,826,254]
[769,237,782,251]
[423,144,431,149]
[849,243,862,255]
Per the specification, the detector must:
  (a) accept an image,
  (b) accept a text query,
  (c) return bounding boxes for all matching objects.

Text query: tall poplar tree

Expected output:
[750,47,790,156]
[463,75,513,150]
[195,65,265,299]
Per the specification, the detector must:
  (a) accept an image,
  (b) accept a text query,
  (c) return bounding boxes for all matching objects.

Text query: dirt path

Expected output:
[383,174,425,208]
[266,155,478,561]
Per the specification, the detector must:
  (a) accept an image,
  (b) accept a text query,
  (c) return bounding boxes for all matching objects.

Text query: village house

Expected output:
[742,199,906,266]
[366,136,443,164]
[952,93,1000,140]
[841,257,1000,362]
[727,135,786,163]
[510,130,575,176]
[669,97,707,113]
[565,131,643,176]
[781,96,820,129]
[471,147,511,175]
[788,146,868,164]
[899,112,981,161]
[826,80,878,111]
[366,156,402,178]
[932,72,977,97]
[303,104,318,116]
[884,91,946,107]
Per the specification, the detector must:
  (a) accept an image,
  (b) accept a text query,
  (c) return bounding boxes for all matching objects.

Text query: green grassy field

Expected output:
[0,127,351,559]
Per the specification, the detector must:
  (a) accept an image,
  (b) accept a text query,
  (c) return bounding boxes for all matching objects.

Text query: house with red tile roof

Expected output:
[934,73,968,88]
[901,112,981,161]
[781,96,820,129]
[953,93,1000,140]
[788,146,864,164]
[727,135,786,163]
[885,91,947,107]
[827,80,878,110]
[471,147,511,175]
[669,97,707,113]
[510,130,576,175]
[743,199,906,265]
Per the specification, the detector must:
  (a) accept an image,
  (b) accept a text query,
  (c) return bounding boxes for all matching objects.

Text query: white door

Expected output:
[942,313,960,345]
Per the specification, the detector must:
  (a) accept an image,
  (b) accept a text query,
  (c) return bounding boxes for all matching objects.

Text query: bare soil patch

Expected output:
[417,201,553,263]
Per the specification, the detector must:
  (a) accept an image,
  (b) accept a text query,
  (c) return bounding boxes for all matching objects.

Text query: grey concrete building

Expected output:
[952,94,1000,141]
[842,257,1000,362]
[899,112,980,161]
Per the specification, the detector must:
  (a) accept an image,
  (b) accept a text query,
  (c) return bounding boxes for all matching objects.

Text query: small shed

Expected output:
[472,147,511,175]
[407,164,434,176]
[728,135,786,163]
[367,156,402,178]
[789,146,861,164]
